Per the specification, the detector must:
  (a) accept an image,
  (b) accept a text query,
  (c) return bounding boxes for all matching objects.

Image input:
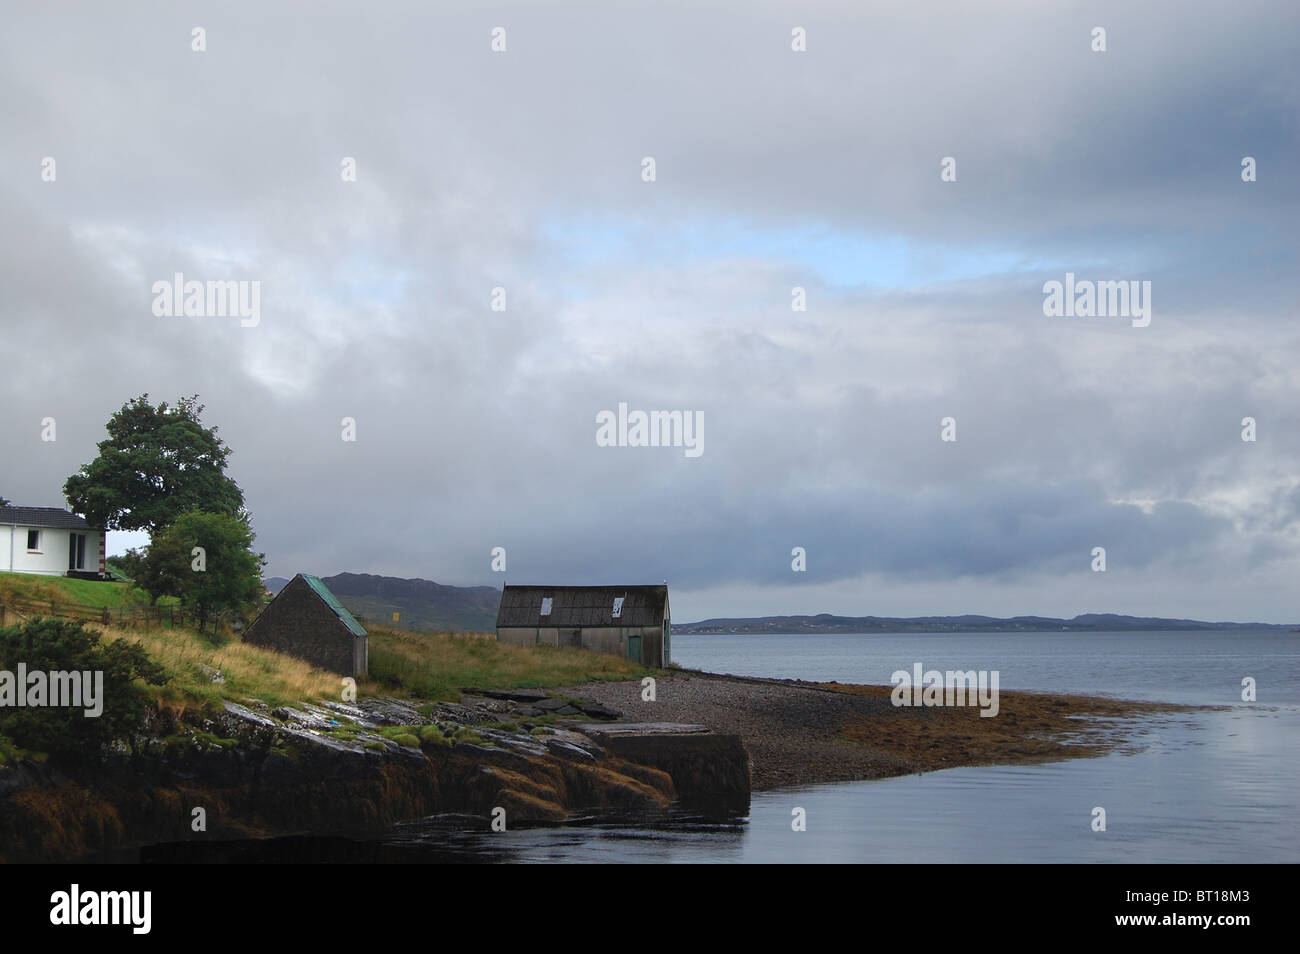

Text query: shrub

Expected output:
[0,617,167,758]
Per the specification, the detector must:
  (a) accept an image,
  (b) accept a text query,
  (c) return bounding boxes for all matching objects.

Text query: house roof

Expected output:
[0,506,95,530]
[299,574,368,637]
[497,584,669,628]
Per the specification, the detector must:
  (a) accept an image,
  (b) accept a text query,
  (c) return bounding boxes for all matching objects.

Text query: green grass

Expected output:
[364,623,652,701]
[418,724,449,746]
[0,572,174,609]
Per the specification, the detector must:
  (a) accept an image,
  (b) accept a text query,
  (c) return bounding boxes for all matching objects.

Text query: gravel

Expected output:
[552,671,914,791]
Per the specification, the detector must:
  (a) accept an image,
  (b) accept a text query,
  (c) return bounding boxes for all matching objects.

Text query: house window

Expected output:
[26,530,40,552]
[540,597,552,616]
[69,533,86,571]
[612,597,624,618]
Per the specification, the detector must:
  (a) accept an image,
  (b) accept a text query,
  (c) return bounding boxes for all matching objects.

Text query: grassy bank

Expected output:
[0,603,655,764]
[364,623,650,700]
[0,572,167,609]
[2,614,651,725]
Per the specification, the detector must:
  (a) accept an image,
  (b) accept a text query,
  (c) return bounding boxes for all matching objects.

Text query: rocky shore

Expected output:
[557,670,1193,790]
[0,669,1188,861]
[0,690,748,862]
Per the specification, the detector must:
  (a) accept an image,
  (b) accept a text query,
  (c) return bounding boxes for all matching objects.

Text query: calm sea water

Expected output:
[385,630,1300,863]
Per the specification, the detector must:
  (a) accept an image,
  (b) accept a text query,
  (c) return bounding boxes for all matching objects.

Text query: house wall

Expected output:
[243,577,365,676]
[2,525,73,575]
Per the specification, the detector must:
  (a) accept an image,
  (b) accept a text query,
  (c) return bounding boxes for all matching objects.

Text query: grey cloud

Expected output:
[2,1,1297,622]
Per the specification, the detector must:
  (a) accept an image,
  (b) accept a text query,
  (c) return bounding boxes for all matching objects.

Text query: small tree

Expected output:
[137,511,265,627]
[63,394,245,534]
[0,617,167,758]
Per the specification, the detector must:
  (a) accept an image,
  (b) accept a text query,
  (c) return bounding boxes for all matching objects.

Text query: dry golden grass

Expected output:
[3,608,651,721]
[75,619,652,715]
[97,623,341,716]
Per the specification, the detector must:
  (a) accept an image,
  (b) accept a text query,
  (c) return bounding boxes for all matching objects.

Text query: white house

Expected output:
[0,506,106,577]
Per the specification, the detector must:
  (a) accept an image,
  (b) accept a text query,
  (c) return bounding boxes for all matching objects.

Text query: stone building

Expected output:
[496,584,669,667]
[242,573,368,677]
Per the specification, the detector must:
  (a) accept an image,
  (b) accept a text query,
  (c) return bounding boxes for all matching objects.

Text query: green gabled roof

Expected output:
[300,574,368,637]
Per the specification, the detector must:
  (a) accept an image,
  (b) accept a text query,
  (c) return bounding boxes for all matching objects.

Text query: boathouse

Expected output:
[496,584,670,667]
[242,573,369,677]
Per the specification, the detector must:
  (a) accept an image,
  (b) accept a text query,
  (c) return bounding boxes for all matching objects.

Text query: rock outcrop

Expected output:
[0,694,750,862]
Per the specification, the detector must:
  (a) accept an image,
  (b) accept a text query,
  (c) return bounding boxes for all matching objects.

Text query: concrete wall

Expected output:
[243,576,367,677]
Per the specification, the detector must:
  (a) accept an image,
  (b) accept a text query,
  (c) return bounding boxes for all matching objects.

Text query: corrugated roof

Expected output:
[300,574,368,637]
[0,506,95,530]
[497,585,669,628]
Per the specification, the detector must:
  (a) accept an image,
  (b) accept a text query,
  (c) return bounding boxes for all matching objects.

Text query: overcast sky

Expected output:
[2,1,1297,623]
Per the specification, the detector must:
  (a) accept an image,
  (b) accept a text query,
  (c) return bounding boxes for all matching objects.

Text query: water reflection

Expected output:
[366,707,1298,863]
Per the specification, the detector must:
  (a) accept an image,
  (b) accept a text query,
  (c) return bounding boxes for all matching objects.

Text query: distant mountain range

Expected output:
[256,576,1298,635]
[676,613,1299,634]
[265,573,500,632]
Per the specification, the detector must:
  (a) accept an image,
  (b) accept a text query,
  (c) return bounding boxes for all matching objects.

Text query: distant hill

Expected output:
[309,572,501,632]
[264,577,291,595]
[675,612,1298,635]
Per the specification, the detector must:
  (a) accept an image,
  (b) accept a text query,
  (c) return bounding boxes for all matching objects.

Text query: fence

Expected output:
[0,594,233,634]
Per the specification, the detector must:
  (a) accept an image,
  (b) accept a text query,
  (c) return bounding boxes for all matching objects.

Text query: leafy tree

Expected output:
[107,550,144,584]
[0,617,168,758]
[0,495,9,507]
[116,546,172,605]
[63,395,245,534]
[136,511,266,626]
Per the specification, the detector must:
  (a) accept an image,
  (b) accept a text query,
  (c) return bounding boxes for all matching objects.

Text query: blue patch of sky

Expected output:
[325,255,417,308]
[539,216,1081,291]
